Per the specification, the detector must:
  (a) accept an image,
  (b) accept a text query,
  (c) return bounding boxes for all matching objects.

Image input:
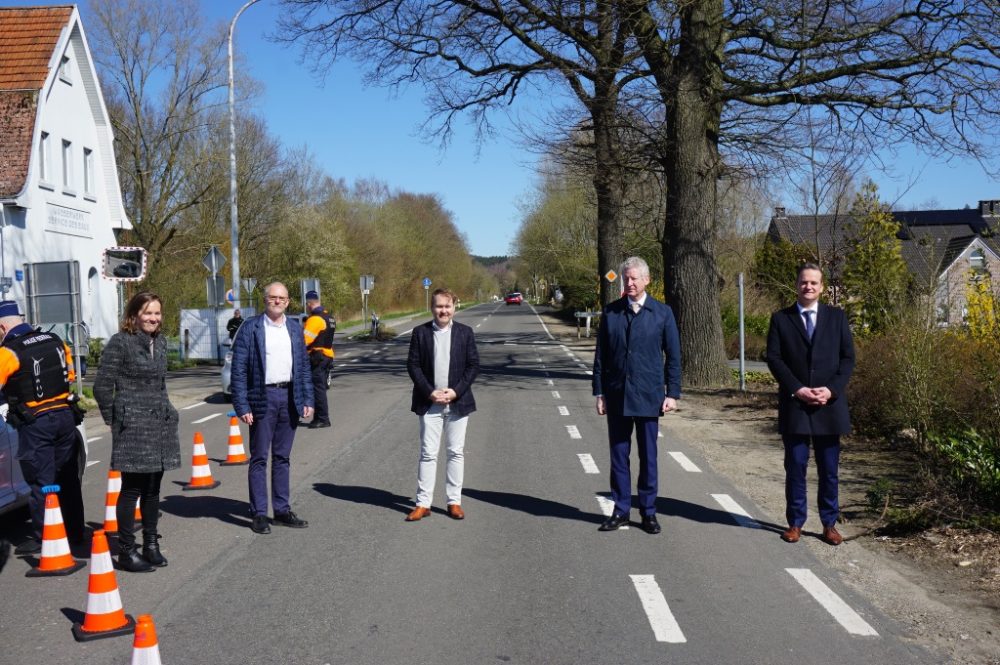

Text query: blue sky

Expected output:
[17,1,1000,254]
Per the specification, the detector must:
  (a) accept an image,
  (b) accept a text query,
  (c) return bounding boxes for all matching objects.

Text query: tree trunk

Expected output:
[592,94,626,307]
[662,0,729,386]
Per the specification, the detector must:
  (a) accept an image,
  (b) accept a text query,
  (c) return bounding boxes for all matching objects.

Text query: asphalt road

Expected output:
[0,303,935,664]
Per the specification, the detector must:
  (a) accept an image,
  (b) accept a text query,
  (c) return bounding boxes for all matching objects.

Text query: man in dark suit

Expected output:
[405,288,479,522]
[766,263,855,546]
[593,257,682,535]
[231,282,314,535]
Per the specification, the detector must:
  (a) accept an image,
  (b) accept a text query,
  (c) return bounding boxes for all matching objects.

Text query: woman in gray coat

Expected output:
[94,292,180,572]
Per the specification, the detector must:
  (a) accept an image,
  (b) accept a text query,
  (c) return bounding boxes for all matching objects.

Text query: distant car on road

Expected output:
[505,292,523,305]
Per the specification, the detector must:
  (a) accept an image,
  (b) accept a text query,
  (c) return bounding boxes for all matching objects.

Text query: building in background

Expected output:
[0,6,131,340]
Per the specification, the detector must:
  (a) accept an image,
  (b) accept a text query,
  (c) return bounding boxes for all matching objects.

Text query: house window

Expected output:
[83,148,95,198]
[39,132,52,186]
[969,247,986,273]
[62,139,74,193]
[58,55,72,84]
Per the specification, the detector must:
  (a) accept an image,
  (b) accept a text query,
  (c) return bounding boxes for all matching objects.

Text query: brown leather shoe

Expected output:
[822,526,843,546]
[405,506,431,522]
[781,526,802,543]
[447,504,465,520]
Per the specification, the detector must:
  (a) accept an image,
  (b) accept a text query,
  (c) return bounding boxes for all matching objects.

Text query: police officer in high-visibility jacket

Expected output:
[302,291,335,429]
[0,300,86,554]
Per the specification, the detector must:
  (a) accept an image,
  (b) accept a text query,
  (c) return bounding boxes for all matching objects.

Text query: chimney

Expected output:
[979,200,1000,216]
[774,206,786,219]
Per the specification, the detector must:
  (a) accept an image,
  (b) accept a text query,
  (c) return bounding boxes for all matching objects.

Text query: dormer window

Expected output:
[58,55,72,84]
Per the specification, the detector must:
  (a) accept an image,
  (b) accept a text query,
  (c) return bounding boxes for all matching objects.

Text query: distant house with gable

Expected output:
[767,200,1000,326]
[0,5,130,341]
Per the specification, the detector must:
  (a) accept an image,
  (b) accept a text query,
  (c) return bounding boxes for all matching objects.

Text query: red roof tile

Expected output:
[0,6,73,90]
[0,90,38,198]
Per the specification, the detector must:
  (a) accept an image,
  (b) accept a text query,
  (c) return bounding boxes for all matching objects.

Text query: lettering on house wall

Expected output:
[45,203,92,238]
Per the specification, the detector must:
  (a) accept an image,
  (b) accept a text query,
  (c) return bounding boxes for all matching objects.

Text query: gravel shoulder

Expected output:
[540,307,999,665]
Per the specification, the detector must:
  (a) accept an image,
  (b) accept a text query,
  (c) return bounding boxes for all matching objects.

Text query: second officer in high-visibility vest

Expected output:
[303,290,334,429]
[0,300,86,555]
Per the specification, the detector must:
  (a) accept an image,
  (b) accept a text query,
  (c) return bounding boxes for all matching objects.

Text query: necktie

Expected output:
[631,301,641,314]
[804,310,814,340]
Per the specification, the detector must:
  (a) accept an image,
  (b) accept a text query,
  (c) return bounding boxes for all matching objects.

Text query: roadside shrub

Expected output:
[87,337,105,368]
[927,429,1000,510]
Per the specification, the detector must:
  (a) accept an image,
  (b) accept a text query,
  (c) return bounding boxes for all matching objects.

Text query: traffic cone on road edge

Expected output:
[103,471,122,533]
[182,432,220,490]
[71,530,135,641]
[130,614,162,665]
[220,413,249,466]
[25,485,86,577]
[104,472,144,533]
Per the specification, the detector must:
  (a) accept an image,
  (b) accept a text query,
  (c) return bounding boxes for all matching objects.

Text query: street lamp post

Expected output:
[228,0,261,311]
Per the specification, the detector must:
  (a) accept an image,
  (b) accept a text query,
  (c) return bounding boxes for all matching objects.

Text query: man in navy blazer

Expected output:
[231,282,314,535]
[766,263,855,546]
[592,257,681,534]
[404,287,479,522]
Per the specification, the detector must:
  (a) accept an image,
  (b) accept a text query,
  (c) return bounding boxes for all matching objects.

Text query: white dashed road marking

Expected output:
[594,495,628,529]
[546,379,554,386]
[551,391,561,399]
[786,569,879,636]
[86,460,101,468]
[192,413,222,424]
[558,406,570,416]
[87,437,102,443]
[577,453,600,474]
[182,401,206,410]
[565,425,582,439]
[710,493,758,528]
[630,575,687,643]
[668,451,701,473]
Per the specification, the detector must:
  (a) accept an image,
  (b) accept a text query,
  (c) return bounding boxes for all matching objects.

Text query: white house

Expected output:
[0,5,130,341]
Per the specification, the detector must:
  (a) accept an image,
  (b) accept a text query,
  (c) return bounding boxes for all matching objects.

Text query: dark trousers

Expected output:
[310,355,333,424]
[783,434,840,528]
[607,414,660,516]
[116,471,163,549]
[15,408,84,542]
[248,385,298,516]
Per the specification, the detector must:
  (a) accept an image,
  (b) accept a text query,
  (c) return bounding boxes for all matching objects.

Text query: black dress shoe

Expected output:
[308,420,331,429]
[599,512,630,531]
[14,538,41,555]
[273,511,308,528]
[251,515,271,534]
[641,515,662,535]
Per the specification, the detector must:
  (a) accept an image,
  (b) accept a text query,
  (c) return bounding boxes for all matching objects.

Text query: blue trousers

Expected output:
[783,434,840,528]
[310,356,333,425]
[248,386,299,516]
[607,415,660,516]
[16,408,84,542]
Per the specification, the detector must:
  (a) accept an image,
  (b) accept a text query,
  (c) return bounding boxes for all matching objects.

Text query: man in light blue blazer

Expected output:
[231,282,314,535]
[592,257,682,534]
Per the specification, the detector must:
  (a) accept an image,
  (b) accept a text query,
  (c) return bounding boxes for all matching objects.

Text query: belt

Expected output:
[265,382,290,388]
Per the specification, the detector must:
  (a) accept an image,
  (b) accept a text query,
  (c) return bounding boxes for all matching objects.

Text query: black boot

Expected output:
[142,533,167,567]
[118,545,155,573]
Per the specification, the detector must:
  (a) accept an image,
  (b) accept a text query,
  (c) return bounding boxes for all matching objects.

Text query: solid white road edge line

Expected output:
[630,575,687,643]
[667,451,702,473]
[786,568,879,636]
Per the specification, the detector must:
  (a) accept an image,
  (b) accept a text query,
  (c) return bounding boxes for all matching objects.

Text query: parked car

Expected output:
[0,402,88,517]
[505,292,523,305]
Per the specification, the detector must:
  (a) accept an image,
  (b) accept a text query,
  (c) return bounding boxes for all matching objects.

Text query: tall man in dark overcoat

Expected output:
[766,263,855,546]
[231,282,314,535]
[592,257,681,535]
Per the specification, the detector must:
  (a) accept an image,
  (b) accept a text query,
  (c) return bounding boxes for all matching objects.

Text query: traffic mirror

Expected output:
[102,246,147,281]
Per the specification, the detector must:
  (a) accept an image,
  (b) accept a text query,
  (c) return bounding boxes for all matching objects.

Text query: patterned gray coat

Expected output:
[93,331,181,473]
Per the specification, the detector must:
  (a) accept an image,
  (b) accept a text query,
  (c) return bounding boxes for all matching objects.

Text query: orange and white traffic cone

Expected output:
[105,472,143,533]
[220,412,249,466]
[130,614,163,665]
[26,485,86,577]
[103,471,122,533]
[182,432,220,490]
[71,529,135,641]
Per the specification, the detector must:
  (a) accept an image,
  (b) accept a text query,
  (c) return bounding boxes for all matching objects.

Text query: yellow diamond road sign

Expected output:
[604,270,618,282]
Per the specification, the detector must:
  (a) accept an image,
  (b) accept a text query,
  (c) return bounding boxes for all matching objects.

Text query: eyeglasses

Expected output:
[265,296,289,302]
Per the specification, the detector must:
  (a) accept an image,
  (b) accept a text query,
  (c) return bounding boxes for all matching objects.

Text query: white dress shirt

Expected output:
[263,314,293,384]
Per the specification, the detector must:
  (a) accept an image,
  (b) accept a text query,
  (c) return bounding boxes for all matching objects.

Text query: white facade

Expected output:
[0,9,130,341]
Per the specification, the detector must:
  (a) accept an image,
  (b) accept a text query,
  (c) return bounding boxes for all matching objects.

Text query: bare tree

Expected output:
[88,0,230,267]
